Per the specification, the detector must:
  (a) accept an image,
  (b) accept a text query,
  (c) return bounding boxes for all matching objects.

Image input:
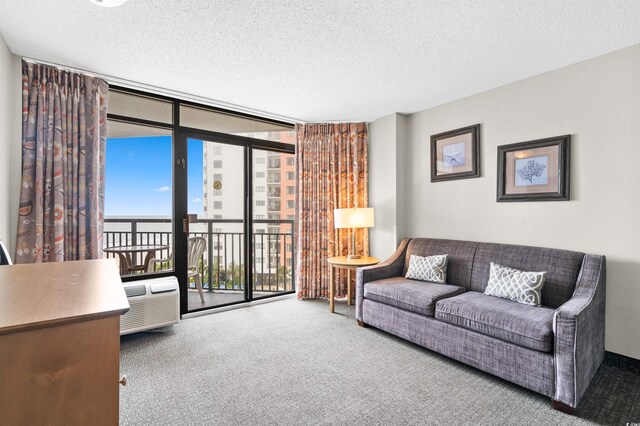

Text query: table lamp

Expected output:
[333,207,375,259]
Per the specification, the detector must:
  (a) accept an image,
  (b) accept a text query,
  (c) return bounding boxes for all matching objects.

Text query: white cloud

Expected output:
[192,198,202,203]
[155,186,171,192]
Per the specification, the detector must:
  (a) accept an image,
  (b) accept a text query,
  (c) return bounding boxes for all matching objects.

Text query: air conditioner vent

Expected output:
[120,277,179,335]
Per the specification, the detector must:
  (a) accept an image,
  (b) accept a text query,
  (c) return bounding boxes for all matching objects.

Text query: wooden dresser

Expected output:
[0,259,129,425]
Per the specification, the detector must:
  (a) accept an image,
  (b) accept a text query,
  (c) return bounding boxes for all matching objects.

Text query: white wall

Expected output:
[370,43,640,359]
[369,113,409,260]
[0,33,16,252]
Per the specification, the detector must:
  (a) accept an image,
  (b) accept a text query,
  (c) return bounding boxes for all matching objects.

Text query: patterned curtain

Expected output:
[15,61,108,263]
[295,123,369,299]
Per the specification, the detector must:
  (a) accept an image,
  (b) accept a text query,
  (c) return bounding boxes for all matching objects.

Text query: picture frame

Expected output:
[430,124,480,182]
[497,135,571,202]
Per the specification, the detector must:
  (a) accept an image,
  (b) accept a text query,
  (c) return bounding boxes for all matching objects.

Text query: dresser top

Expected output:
[0,259,129,335]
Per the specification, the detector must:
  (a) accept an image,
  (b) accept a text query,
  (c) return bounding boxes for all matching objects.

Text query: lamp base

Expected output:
[347,255,361,260]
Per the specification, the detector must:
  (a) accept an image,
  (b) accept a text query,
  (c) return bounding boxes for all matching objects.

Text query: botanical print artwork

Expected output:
[442,142,466,167]
[497,135,570,201]
[515,155,548,186]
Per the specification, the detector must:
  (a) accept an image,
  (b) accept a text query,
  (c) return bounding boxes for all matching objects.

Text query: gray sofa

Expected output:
[355,238,606,413]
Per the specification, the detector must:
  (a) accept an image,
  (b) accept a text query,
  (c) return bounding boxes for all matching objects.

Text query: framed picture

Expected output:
[430,124,480,182]
[497,135,571,202]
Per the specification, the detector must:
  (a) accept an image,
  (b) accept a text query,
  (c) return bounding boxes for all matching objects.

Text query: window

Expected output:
[268,226,279,234]
[108,90,173,124]
[255,200,265,206]
[267,172,280,183]
[286,200,295,209]
[287,215,294,220]
[255,157,265,164]
[255,186,265,192]
[286,186,295,195]
[213,228,223,233]
[268,213,280,220]
[213,243,223,250]
[287,244,292,251]
[287,157,295,166]
[255,229,265,234]
[180,105,293,143]
[256,171,265,178]
[255,257,263,264]
[286,172,294,180]
[213,160,223,168]
[268,186,281,197]
[268,201,281,211]
[105,118,173,278]
[213,174,222,181]
[255,214,265,219]
[212,146,222,155]
[268,158,280,168]
[213,201,223,209]
[213,214,222,219]
[213,189,222,196]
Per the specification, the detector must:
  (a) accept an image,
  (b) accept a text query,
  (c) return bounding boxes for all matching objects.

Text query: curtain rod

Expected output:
[22,56,302,125]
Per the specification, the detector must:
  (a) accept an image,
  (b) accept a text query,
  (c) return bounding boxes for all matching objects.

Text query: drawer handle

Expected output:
[119,375,127,386]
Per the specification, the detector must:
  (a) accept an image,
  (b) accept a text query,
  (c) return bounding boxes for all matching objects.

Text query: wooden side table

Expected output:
[327,256,379,313]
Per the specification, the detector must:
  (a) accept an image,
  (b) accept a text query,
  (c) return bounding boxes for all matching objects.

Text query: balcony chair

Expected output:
[147,236,208,303]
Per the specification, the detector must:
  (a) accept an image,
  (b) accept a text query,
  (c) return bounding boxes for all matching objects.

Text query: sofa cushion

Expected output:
[435,291,555,352]
[405,254,448,283]
[364,277,465,317]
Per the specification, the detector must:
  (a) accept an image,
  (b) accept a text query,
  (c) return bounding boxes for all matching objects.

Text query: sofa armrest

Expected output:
[355,238,411,322]
[553,254,606,408]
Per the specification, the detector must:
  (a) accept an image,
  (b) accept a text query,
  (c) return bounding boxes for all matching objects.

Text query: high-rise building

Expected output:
[201,131,295,287]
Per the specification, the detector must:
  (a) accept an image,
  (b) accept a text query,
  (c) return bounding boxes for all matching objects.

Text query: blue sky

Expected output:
[105,136,203,217]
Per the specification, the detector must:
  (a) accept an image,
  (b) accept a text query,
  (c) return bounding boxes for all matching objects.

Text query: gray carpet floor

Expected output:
[120,298,640,425]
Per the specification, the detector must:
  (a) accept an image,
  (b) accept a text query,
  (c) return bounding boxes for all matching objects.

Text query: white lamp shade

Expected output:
[334,208,374,229]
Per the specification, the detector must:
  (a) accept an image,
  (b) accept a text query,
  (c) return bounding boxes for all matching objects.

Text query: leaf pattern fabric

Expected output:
[15,61,108,263]
[295,123,369,299]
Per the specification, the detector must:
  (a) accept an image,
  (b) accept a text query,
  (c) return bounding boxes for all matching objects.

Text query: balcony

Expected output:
[103,218,295,306]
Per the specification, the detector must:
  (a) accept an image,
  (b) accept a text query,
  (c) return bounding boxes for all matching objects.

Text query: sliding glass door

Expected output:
[183,137,246,311]
[251,149,295,299]
[105,86,296,315]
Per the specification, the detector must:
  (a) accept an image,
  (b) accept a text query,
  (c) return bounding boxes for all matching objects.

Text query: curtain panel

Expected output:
[295,122,369,299]
[15,61,108,263]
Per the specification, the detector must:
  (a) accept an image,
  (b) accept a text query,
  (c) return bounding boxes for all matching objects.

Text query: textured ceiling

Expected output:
[1,0,639,122]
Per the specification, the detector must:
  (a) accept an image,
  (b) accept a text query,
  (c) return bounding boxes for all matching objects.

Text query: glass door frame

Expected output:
[107,85,295,316]
[177,129,295,315]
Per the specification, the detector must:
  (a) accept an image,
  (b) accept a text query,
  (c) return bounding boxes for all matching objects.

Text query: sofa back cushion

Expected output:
[470,243,585,308]
[404,239,479,289]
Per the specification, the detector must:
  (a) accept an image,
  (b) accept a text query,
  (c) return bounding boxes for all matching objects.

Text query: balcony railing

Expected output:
[103,218,295,293]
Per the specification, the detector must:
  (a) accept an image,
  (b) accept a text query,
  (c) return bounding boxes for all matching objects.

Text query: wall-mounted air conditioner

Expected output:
[120,276,180,335]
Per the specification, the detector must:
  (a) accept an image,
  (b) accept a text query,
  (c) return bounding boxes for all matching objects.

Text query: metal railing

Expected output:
[103,218,295,293]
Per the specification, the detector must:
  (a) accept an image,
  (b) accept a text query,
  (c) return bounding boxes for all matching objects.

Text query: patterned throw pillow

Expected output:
[405,254,448,284]
[484,262,547,306]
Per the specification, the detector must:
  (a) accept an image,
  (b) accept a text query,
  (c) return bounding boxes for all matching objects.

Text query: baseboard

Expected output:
[604,351,640,375]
